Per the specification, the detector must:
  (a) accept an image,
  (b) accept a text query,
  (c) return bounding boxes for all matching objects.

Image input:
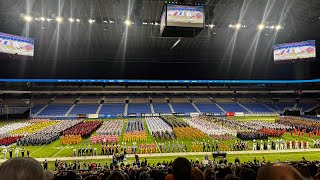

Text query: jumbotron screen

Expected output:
[166,4,205,28]
[273,40,316,63]
[0,32,34,60]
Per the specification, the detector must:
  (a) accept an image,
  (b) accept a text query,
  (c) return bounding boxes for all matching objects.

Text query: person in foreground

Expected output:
[0,157,45,180]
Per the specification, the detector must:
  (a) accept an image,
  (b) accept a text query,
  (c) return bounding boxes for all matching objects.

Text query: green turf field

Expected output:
[1,116,320,167]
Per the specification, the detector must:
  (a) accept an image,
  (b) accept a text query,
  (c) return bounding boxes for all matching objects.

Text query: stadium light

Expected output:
[55,16,63,23]
[69,18,75,22]
[235,23,241,29]
[258,24,265,30]
[88,19,95,24]
[124,19,132,26]
[209,24,214,28]
[275,25,282,30]
[46,18,53,22]
[23,15,33,22]
[76,19,81,23]
[229,24,234,28]
[40,17,46,21]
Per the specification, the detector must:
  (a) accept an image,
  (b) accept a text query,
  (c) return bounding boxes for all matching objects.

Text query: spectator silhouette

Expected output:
[257,163,304,180]
[172,157,192,180]
[0,157,44,180]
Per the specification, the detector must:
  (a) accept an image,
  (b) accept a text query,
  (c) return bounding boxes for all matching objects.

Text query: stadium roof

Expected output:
[0,0,319,80]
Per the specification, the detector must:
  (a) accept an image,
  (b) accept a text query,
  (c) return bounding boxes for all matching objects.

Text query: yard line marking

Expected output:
[30,145,46,155]
[52,145,69,158]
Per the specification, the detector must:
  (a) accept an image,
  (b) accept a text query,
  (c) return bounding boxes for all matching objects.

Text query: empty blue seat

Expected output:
[100,103,125,115]
[241,103,274,113]
[217,103,248,112]
[31,105,45,115]
[153,103,172,113]
[70,104,99,115]
[38,104,72,116]
[171,103,196,113]
[195,103,223,113]
[128,104,151,114]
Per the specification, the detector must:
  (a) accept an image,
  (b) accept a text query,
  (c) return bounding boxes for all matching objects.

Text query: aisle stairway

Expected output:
[168,103,175,113]
[124,103,128,116]
[65,104,76,116]
[192,103,201,113]
[150,103,155,114]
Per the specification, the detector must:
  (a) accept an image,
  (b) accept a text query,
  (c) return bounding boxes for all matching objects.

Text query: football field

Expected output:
[1,116,320,170]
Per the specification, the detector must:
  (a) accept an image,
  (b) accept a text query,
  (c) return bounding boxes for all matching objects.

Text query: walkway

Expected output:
[1,148,320,163]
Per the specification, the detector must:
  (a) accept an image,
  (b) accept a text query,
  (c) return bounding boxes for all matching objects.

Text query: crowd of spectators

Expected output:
[2,156,320,180]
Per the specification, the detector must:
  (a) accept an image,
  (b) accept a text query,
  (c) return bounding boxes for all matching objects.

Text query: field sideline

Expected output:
[1,116,320,170]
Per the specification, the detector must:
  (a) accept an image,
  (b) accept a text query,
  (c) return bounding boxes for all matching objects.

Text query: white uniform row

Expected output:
[146,117,173,134]
[0,122,31,138]
[186,117,237,136]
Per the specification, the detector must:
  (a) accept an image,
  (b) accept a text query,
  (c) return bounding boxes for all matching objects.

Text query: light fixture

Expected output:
[55,16,63,23]
[23,15,33,22]
[46,18,53,22]
[124,19,132,26]
[76,19,81,22]
[69,18,75,22]
[258,24,265,30]
[88,19,95,24]
[235,23,241,29]
[275,25,282,30]
[40,17,46,21]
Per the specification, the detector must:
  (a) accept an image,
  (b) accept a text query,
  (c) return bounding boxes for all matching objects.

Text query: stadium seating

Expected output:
[171,103,197,113]
[297,103,319,112]
[195,103,224,113]
[153,103,172,113]
[241,103,274,113]
[128,103,151,114]
[69,104,100,115]
[275,102,295,111]
[99,103,125,115]
[38,104,73,116]
[217,103,248,113]
[31,105,45,115]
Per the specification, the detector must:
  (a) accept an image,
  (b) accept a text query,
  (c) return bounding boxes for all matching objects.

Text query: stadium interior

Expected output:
[0,0,320,180]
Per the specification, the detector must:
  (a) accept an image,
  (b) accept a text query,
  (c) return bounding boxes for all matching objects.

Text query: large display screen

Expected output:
[273,40,316,63]
[166,4,204,28]
[0,32,34,60]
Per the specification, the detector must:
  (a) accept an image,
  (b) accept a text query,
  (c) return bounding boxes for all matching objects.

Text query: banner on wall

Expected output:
[226,112,235,116]
[190,113,200,117]
[234,112,244,116]
[88,114,99,119]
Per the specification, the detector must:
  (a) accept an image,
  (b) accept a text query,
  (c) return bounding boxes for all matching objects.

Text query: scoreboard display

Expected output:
[166,4,205,28]
[160,4,205,37]
[0,32,34,60]
[273,40,316,63]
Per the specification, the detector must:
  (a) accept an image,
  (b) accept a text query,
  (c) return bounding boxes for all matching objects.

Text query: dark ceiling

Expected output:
[0,0,319,80]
